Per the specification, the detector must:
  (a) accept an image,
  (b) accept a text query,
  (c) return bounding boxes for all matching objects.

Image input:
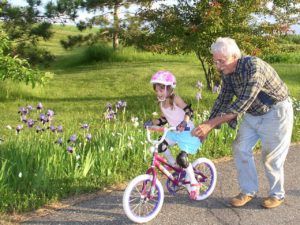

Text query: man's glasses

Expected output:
[213,58,227,65]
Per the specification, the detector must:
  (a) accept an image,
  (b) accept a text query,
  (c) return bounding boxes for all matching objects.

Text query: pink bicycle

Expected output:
[123,126,217,223]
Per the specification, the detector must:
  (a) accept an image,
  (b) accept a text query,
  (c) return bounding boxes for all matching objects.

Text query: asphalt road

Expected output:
[21,144,300,225]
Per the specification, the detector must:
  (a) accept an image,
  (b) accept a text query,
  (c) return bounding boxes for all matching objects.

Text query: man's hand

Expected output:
[192,122,213,139]
[193,113,237,139]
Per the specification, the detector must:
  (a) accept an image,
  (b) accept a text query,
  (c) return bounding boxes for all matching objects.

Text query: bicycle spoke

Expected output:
[144,202,153,214]
[129,197,139,203]
[132,202,142,213]
[123,173,166,223]
[147,200,157,207]
[127,180,160,217]
[134,185,143,195]
[200,184,208,192]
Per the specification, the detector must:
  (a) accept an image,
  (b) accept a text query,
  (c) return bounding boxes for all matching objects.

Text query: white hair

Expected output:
[210,37,241,58]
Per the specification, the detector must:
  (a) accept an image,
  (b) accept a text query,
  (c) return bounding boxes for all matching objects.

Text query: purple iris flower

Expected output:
[37,102,43,110]
[27,119,35,128]
[196,81,204,89]
[86,133,92,141]
[21,115,27,123]
[16,125,23,134]
[81,123,89,129]
[27,105,33,111]
[196,92,202,101]
[18,107,28,115]
[38,114,48,124]
[68,135,77,143]
[56,137,63,145]
[213,85,221,94]
[36,126,44,133]
[106,103,113,110]
[67,146,74,153]
[39,114,46,121]
[47,109,54,118]
[49,125,56,132]
[115,100,127,110]
[105,110,116,121]
[57,125,63,133]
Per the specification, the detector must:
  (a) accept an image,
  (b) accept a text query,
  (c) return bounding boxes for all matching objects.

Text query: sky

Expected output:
[8,0,300,34]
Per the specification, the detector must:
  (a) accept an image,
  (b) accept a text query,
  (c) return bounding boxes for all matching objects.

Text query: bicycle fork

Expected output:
[144,167,159,199]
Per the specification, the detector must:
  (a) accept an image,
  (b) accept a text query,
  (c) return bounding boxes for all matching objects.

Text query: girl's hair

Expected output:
[210,37,241,58]
[153,84,175,108]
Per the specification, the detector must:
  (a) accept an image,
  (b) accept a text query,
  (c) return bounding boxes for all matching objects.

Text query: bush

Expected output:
[283,35,300,45]
[263,52,300,64]
[83,44,117,62]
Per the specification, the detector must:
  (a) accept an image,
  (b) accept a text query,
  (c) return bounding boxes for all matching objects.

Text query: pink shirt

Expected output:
[160,103,194,128]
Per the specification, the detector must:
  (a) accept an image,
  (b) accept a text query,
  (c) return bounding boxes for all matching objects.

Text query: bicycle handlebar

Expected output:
[146,126,177,146]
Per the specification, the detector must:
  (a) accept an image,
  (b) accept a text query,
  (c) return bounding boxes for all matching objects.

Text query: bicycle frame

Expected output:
[146,151,185,194]
[144,126,207,198]
[123,126,217,223]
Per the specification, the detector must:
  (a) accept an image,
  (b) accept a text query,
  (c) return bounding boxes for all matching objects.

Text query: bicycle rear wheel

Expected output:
[123,174,164,223]
[192,158,217,200]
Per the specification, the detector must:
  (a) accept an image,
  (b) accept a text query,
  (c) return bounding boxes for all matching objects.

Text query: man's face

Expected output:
[213,53,238,75]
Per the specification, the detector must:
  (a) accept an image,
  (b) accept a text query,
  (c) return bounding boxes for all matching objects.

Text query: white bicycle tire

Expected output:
[123,174,164,223]
[192,158,217,201]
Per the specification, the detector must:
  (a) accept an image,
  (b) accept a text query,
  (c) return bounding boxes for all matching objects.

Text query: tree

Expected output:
[125,0,300,90]
[46,0,154,50]
[0,29,50,88]
[0,0,55,65]
[258,0,300,36]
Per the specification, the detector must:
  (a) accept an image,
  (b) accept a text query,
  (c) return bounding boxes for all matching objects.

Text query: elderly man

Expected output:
[192,37,293,209]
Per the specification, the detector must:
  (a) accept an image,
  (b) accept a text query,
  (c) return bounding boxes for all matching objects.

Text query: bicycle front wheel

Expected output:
[123,174,164,223]
[192,158,217,200]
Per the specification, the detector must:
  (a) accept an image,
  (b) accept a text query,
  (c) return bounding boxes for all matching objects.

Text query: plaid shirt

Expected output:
[209,56,289,129]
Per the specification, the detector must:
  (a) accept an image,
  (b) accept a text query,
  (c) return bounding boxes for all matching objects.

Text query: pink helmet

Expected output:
[150,71,176,88]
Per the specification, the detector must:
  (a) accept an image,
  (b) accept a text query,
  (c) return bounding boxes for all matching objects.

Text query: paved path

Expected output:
[21,144,300,225]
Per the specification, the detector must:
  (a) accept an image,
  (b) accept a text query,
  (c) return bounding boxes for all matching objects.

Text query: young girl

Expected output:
[144,70,202,200]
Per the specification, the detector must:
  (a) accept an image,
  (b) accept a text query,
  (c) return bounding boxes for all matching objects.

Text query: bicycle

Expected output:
[123,126,217,223]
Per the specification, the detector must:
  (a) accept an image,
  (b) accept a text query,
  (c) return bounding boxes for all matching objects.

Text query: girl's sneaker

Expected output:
[188,183,201,200]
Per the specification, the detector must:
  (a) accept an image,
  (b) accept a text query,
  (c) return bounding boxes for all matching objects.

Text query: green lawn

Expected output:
[0,25,299,213]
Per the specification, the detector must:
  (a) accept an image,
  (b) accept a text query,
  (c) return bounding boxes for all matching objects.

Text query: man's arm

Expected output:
[192,113,238,139]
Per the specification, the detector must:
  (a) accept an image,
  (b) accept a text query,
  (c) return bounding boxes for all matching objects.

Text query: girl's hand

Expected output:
[143,120,153,128]
[176,120,187,132]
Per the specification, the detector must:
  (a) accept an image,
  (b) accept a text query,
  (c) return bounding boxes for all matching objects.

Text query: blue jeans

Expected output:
[232,98,293,199]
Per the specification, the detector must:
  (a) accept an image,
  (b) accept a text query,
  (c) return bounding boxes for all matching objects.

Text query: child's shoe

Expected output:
[188,183,201,200]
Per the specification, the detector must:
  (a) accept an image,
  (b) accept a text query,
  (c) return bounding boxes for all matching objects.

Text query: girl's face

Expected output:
[154,84,171,102]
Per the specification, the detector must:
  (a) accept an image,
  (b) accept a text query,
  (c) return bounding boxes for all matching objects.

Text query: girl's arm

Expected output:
[144,112,167,128]
[174,95,192,121]
[174,96,193,131]
[151,113,168,126]
[174,95,187,109]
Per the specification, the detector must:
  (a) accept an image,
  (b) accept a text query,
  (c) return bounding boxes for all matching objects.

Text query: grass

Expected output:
[263,52,300,64]
[0,25,300,214]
